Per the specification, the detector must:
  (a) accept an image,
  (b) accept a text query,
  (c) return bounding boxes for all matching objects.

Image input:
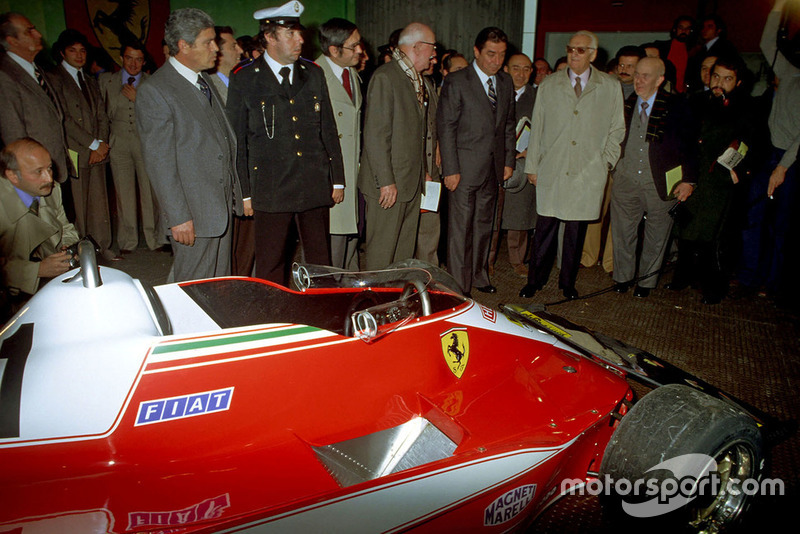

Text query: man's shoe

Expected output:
[475,285,497,294]
[519,284,539,298]
[562,287,579,300]
[613,282,631,293]
[633,286,651,298]
[665,280,689,291]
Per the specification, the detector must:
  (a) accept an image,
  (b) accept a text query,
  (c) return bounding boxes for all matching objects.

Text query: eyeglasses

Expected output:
[566,46,596,55]
[341,40,364,52]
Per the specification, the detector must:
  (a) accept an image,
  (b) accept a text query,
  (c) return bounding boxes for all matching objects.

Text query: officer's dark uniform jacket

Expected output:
[227,56,345,213]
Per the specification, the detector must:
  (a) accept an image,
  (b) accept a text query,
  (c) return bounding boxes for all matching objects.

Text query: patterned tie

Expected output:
[197,76,212,104]
[127,76,136,86]
[34,66,58,107]
[574,76,582,98]
[487,77,497,111]
[342,68,353,102]
[77,71,91,105]
[640,101,649,127]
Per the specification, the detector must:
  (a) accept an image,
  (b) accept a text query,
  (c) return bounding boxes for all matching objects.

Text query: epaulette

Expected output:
[299,57,320,69]
[233,58,255,74]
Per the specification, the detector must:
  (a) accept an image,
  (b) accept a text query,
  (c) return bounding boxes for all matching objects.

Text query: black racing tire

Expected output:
[599,384,763,532]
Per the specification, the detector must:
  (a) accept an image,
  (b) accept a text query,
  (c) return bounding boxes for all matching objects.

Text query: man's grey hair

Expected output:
[572,30,599,50]
[164,8,215,56]
[0,12,23,50]
[397,22,429,47]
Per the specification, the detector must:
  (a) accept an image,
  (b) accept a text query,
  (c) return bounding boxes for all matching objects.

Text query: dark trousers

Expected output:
[254,207,330,287]
[738,148,797,293]
[526,216,587,290]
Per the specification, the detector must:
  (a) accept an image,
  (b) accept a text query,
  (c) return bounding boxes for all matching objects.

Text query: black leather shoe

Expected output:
[613,282,631,293]
[633,286,651,298]
[475,285,496,294]
[562,287,579,300]
[664,280,688,291]
[519,284,539,298]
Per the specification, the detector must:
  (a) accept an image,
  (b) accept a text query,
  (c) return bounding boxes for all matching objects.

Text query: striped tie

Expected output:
[487,77,497,111]
[34,66,58,107]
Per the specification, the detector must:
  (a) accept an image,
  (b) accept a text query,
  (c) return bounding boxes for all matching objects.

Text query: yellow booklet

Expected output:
[666,165,682,196]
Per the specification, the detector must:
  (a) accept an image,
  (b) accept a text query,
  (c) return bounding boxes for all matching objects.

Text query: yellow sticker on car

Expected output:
[441,328,469,379]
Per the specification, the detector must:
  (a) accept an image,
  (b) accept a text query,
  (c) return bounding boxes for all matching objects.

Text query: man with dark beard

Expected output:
[654,15,693,93]
[668,55,754,304]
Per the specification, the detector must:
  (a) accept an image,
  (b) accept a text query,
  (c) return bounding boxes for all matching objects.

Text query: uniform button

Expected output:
[295,134,301,139]
[571,140,577,145]
[338,133,343,139]
[254,166,258,170]
[292,116,298,122]
[289,99,294,104]
[574,110,579,115]
[338,111,343,116]
[297,151,302,157]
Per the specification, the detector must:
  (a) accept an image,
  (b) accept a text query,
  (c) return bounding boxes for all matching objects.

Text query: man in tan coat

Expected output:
[1,138,79,301]
[520,31,625,300]
[317,18,363,271]
[99,42,159,252]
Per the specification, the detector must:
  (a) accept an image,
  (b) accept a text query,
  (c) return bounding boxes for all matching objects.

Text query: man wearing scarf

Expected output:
[358,22,436,270]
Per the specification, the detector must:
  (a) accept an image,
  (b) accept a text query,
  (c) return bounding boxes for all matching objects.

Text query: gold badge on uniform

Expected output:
[440,328,469,379]
[314,102,320,112]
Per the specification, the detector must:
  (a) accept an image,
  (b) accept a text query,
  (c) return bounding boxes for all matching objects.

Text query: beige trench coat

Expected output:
[525,67,625,221]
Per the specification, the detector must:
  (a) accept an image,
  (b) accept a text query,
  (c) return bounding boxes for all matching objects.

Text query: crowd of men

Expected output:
[1,0,798,318]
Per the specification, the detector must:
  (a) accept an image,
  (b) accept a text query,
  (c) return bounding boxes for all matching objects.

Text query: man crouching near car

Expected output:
[1,137,79,316]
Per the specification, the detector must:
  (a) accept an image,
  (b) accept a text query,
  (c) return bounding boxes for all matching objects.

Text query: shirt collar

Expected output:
[122,69,142,86]
[61,60,82,86]
[263,53,294,83]
[515,85,527,101]
[215,71,229,87]
[472,60,494,87]
[169,56,200,86]
[637,91,657,116]
[13,186,37,210]
[568,67,591,87]
[8,51,37,81]
[705,36,720,50]
[324,55,345,80]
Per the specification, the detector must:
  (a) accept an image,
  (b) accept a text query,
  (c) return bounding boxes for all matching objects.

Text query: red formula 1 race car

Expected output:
[0,243,780,533]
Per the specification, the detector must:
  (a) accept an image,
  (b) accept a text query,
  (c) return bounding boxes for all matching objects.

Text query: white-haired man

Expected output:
[520,30,625,300]
[358,22,437,269]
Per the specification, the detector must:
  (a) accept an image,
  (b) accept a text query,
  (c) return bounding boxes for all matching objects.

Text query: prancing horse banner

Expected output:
[63,0,170,69]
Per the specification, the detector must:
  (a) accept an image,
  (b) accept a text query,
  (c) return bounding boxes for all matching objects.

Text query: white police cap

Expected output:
[253,1,304,29]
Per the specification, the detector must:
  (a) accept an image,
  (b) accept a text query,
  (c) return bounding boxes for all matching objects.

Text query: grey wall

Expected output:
[356,0,524,62]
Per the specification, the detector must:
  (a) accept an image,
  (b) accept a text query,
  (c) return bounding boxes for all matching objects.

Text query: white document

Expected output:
[420,180,442,212]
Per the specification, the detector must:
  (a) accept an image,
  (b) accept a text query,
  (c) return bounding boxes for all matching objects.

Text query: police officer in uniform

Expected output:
[227,1,345,286]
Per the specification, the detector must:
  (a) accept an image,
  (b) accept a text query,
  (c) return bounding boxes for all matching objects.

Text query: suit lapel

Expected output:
[163,63,222,143]
[3,56,61,118]
[465,65,494,123]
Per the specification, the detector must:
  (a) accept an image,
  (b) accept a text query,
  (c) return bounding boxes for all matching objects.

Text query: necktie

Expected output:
[280,66,292,94]
[342,68,353,102]
[29,198,40,216]
[640,101,649,127]
[127,76,136,86]
[487,77,497,111]
[77,71,91,105]
[197,76,212,104]
[574,77,582,98]
[34,66,58,107]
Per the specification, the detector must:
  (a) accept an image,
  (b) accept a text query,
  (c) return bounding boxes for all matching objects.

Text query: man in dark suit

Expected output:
[227,2,344,286]
[51,29,116,262]
[136,8,244,282]
[686,15,737,93]
[610,57,696,298]
[0,12,70,184]
[438,27,515,296]
[358,22,436,270]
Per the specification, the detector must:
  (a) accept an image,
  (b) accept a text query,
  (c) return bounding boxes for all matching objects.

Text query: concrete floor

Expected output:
[107,241,798,532]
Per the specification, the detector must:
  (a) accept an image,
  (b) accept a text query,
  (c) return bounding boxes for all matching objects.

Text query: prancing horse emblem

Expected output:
[440,328,469,379]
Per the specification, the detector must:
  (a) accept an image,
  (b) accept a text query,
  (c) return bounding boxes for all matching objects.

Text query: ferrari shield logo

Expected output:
[441,328,469,378]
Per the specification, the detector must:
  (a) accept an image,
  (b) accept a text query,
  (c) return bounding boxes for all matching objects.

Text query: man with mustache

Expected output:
[0,138,79,302]
[227,1,344,286]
